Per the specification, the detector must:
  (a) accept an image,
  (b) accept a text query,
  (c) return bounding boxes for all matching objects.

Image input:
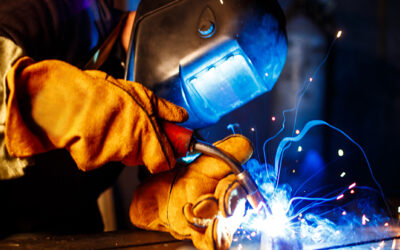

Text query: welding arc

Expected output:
[313,235,400,250]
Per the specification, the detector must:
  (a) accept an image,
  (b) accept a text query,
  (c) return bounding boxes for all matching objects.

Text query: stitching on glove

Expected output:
[102,75,172,169]
[166,167,181,227]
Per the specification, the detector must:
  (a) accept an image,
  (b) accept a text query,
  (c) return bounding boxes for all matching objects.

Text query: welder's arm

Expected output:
[130,135,253,250]
[5,56,188,173]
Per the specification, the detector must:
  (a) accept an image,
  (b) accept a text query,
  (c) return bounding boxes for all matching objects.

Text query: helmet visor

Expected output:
[181,40,268,125]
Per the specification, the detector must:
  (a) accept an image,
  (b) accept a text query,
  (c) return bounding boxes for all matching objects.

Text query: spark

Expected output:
[292,169,296,174]
[398,206,400,214]
[342,211,347,216]
[295,129,300,135]
[298,146,303,152]
[362,214,370,225]
[251,127,255,132]
[309,77,313,82]
[340,172,346,178]
[384,222,389,227]
[336,194,344,200]
[338,149,344,157]
[271,116,276,122]
[348,182,356,189]
[350,189,355,194]
[337,30,343,38]
[265,72,269,77]
[392,239,397,249]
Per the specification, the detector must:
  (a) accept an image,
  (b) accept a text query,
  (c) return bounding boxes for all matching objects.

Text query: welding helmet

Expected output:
[125,0,287,128]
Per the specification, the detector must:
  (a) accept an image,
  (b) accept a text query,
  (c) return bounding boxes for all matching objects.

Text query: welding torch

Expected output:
[162,122,271,217]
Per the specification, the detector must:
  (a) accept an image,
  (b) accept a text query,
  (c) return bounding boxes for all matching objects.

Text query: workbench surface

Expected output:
[0,230,195,250]
[1,227,398,249]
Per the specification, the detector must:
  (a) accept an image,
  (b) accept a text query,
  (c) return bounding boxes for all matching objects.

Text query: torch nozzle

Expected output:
[236,171,272,216]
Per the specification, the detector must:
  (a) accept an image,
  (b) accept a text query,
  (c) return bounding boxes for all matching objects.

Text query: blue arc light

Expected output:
[181,41,269,125]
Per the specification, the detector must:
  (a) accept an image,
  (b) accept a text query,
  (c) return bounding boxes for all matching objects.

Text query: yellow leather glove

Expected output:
[130,135,253,250]
[5,57,188,173]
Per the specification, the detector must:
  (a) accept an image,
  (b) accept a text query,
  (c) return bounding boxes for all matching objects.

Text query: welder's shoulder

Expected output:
[0,0,122,179]
[0,1,45,179]
[0,36,30,180]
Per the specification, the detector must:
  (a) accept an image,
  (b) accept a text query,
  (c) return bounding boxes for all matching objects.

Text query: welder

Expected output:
[0,0,286,249]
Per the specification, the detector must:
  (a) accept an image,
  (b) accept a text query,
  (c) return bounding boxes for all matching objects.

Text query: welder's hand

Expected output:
[130,135,253,250]
[5,57,188,173]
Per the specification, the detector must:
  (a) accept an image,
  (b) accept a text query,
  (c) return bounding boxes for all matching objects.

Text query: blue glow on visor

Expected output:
[181,41,268,124]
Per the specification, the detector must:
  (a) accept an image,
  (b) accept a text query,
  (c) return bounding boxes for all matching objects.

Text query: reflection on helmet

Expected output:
[125,0,288,128]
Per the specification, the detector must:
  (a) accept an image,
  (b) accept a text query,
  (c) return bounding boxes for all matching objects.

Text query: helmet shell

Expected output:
[126,0,287,128]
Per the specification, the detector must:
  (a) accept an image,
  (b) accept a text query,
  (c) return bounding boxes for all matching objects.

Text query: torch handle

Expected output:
[162,121,194,158]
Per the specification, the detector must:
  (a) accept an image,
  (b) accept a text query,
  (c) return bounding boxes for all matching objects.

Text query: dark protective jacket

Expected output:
[0,0,125,235]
